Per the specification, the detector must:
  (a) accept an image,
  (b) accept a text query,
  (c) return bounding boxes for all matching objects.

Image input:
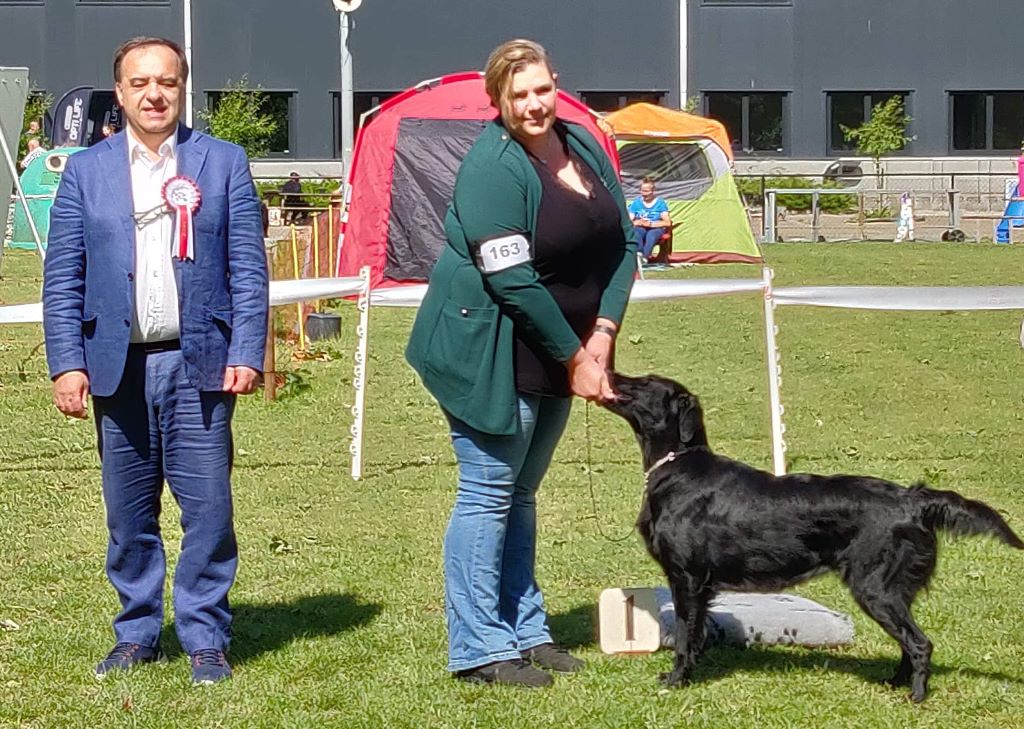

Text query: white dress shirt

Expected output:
[127,127,181,343]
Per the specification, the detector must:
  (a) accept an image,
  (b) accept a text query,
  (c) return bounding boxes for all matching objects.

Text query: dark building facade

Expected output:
[1,0,1022,161]
[693,0,1024,158]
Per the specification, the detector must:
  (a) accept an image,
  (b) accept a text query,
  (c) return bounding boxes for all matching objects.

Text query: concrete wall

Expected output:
[0,2,181,99]
[2,1,1022,161]
[0,0,679,161]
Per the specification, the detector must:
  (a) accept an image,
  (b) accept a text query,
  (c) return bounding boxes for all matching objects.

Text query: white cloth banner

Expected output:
[0,302,42,324]
[9,281,1024,326]
[370,284,429,307]
[366,279,766,309]
[269,277,364,306]
[628,278,766,301]
[0,277,367,325]
[772,285,1024,311]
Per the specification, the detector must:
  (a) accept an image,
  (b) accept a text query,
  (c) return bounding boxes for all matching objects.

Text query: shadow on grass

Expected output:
[551,603,1024,691]
[161,592,381,665]
[549,603,597,650]
[677,644,1024,690]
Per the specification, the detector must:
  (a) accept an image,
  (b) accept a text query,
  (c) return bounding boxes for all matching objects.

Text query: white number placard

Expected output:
[476,234,531,273]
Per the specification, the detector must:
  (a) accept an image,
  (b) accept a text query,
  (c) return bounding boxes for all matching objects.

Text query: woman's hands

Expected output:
[584,318,617,370]
[567,319,618,402]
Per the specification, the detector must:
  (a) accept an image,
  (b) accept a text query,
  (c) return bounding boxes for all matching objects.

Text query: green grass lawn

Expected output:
[2,243,1024,727]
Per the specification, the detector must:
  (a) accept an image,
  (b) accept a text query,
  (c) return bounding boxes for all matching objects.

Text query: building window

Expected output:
[951,91,1024,152]
[206,90,293,157]
[828,92,911,154]
[578,91,666,113]
[704,92,785,155]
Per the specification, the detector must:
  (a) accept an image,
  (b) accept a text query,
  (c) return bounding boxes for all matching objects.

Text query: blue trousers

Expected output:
[634,225,664,259]
[93,348,237,654]
[443,394,572,672]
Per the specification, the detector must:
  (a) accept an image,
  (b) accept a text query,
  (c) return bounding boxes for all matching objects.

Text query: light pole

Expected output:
[332,0,362,173]
[184,0,194,126]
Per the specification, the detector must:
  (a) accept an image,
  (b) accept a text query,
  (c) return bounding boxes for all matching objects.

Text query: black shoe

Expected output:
[455,658,553,687]
[94,642,164,679]
[190,648,232,685]
[523,643,585,673]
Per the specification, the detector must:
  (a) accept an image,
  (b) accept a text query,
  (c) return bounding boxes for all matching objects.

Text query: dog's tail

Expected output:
[913,484,1024,549]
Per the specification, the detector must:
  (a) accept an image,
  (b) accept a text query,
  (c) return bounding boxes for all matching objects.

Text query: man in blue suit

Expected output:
[43,37,268,685]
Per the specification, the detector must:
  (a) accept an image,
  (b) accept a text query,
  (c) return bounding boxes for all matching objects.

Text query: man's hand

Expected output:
[222,366,261,395]
[53,370,90,419]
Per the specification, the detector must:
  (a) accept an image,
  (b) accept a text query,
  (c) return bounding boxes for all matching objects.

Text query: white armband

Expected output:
[475,234,531,273]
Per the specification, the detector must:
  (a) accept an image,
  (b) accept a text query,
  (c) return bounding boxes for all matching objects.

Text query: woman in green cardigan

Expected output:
[406,39,636,687]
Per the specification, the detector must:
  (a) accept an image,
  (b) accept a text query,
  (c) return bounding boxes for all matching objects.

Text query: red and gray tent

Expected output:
[335,72,618,287]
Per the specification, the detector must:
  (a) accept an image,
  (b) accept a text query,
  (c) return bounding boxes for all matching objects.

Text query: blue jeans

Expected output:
[634,225,663,259]
[443,394,572,672]
[93,348,237,654]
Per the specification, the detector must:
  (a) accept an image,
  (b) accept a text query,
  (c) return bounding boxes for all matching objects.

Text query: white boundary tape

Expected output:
[0,277,367,325]
[773,285,1024,311]
[7,272,1024,479]
[353,275,1024,479]
[0,302,42,324]
[0,273,375,480]
[269,276,364,306]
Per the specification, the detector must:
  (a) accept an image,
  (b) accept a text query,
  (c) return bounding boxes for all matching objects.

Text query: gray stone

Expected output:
[654,589,856,649]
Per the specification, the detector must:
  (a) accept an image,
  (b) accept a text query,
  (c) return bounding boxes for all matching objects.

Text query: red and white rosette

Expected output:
[162,175,201,261]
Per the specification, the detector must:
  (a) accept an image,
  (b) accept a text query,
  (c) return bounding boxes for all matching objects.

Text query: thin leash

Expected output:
[583,401,637,543]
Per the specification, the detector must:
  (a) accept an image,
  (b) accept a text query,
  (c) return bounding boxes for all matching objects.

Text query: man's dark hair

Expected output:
[113,37,189,83]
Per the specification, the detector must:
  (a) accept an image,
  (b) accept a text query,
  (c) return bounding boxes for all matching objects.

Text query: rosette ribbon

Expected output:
[162,175,201,261]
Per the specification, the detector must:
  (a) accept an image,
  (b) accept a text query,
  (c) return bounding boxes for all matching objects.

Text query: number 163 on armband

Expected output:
[476,233,531,273]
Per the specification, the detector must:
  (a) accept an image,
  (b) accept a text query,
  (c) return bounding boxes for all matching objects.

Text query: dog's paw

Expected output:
[658,670,689,688]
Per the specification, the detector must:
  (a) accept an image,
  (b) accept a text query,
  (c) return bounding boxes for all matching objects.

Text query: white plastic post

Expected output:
[761,267,787,475]
[349,265,371,480]
[765,191,777,243]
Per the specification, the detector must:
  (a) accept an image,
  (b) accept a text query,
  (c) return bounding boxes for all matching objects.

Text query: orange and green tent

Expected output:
[606,103,761,264]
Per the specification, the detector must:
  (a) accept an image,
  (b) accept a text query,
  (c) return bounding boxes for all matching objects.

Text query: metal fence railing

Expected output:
[738,172,1024,242]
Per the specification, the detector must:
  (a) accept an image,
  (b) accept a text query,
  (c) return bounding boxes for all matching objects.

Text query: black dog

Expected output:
[603,373,1023,702]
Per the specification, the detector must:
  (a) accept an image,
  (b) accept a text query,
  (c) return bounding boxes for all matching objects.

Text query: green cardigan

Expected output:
[405,120,637,435]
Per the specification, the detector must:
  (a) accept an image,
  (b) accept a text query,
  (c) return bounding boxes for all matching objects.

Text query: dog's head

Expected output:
[603,373,708,468]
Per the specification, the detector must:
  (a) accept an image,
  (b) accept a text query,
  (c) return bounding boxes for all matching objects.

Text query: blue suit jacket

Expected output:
[43,125,269,397]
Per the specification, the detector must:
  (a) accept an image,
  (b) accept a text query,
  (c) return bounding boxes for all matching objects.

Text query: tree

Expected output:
[198,76,278,159]
[19,87,53,160]
[841,96,913,187]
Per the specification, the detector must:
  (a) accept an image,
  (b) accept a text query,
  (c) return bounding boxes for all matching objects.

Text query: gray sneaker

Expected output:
[523,643,585,673]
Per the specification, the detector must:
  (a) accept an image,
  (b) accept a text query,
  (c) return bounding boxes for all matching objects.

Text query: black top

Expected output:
[514,142,624,397]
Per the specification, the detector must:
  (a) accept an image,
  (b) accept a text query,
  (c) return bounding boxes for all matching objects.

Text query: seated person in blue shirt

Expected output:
[628,177,672,262]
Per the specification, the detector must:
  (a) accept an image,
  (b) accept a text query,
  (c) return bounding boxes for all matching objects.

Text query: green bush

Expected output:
[864,204,894,219]
[198,76,278,159]
[736,176,857,214]
[19,87,52,159]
